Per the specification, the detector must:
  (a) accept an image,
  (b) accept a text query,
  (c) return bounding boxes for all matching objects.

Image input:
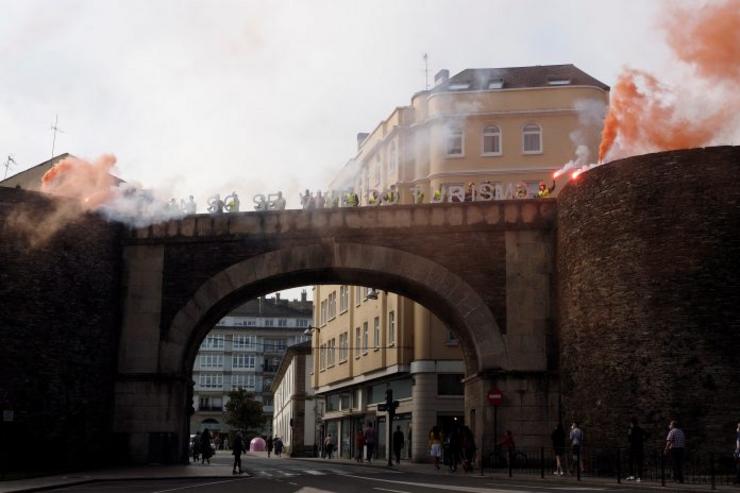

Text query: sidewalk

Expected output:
[0,455,241,493]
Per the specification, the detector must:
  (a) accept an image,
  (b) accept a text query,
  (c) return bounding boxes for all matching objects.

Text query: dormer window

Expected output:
[488,79,504,89]
[547,77,571,86]
[448,82,471,91]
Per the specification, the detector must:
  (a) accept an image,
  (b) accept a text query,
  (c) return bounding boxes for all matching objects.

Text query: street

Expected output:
[44,452,635,493]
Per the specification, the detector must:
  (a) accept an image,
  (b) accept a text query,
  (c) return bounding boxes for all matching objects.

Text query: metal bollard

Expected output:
[617,448,621,484]
[576,448,581,481]
[660,451,666,486]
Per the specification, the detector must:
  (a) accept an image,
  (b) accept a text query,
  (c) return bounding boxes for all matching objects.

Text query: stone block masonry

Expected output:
[0,188,123,471]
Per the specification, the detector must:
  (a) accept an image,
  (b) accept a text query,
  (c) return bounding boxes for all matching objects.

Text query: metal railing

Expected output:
[475,446,739,489]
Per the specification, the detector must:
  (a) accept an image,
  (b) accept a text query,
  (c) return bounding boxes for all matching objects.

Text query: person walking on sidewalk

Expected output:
[429,425,443,470]
[364,423,376,463]
[392,426,405,465]
[734,422,740,485]
[664,420,685,484]
[200,428,213,465]
[627,418,647,481]
[274,436,284,457]
[551,423,565,476]
[355,429,365,463]
[232,432,245,475]
[569,422,584,474]
[461,425,476,473]
[324,434,335,459]
[266,436,273,458]
[498,430,516,469]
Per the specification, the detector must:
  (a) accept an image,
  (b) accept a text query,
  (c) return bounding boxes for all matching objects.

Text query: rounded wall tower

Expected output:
[556,146,740,450]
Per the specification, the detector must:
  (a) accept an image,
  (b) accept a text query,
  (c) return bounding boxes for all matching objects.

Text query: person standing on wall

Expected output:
[551,423,565,476]
[392,425,405,465]
[664,420,685,484]
[231,431,244,475]
[627,418,647,481]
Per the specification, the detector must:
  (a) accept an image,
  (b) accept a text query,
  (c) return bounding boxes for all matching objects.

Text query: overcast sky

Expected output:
[0,0,684,210]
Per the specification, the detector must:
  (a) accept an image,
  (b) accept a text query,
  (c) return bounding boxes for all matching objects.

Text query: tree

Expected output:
[225,389,266,435]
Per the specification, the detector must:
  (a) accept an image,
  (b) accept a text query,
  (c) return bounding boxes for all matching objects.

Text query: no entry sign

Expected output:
[487,387,503,406]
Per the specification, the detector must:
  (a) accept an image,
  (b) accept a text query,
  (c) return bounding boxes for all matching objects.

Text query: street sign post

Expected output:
[487,387,503,469]
[383,389,399,467]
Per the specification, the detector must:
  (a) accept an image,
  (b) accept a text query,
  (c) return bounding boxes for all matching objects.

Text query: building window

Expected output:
[320,300,328,325]
[199,396,223,411]
[438,373,465,396]
[278,318,288,327]
[362,322,369,355]
[198,373,223,389]
[339,286,349,313]
[355,327,361,358]
[388,311,396,345]
[522,123,542,154]
[320,344,326,370]
[264,338,286,352]
[482,125,502,155]
[232,373,255,390]
[201,335,224,350]
[297,319,309,327]
[373,317,380,349]
[448,82,471,91]
[328,292,337,319]
[488,79,504,89]
[264,318,274,327]
[233,335,255,351]
[327,338,336,366]
[200,354,223,369]
[446,126,464,156]
[447,329,459,345]
[388,141,398,178]
[355,287,362,306]
[339,332,349,361]
[232,354,255,369]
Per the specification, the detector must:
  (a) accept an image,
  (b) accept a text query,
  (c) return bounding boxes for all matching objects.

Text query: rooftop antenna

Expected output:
[423,53,429,90]
[2,155,16,179]
[50,114,65,161]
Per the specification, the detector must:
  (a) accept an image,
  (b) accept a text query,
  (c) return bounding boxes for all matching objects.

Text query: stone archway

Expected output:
[161,241,509,380]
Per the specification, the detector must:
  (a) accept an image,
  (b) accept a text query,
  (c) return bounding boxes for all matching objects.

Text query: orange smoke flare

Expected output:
[663,0,740,83]
[41,154,118,210]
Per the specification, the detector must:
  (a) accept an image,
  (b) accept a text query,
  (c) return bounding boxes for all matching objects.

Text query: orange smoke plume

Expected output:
[663,0,740,83]
[599,0,740,162]
[41,154,118,209]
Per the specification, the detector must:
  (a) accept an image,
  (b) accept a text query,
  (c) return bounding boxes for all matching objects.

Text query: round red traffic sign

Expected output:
[487,387,503,406]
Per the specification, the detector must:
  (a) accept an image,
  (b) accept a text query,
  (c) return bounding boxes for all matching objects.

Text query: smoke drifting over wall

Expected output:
[599,0,739,162]
[6,154,185,247]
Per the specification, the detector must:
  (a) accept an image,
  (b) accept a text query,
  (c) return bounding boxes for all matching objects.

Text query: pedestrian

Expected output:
[355,429,365,463]
[429,425,443,470]
[569,422,584,474]
[664,420,685,483]
[274,436,284,457]
[324,434,334,459]
[266,436,274,458]
[232,431,244,475]
[447,425,463,472]
[498,430,515,469]
[461,426,476,473]
[364,423,376,463]
[627,418,647,481]
[734,422,740,485]
[192,432,201,463]
[392,426,405,465]
[551,423,565,476]
[200,428,213,464]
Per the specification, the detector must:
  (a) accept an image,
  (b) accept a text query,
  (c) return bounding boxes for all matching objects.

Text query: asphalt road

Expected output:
[47,454,637,493]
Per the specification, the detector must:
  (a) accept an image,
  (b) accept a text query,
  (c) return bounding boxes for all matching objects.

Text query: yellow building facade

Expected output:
[314,65,608,462]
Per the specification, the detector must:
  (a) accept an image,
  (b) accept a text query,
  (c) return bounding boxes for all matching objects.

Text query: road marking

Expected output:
[151,478,249,493]
[373,488,412,493]
[304,469,326,475]
[278,470,299,476]
[328,469,348,475]
[289,482,299,486]
[258,471,273,477]
[343,474,522,493]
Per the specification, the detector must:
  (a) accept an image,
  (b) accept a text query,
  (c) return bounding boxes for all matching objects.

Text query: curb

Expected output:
[0,475,251,493]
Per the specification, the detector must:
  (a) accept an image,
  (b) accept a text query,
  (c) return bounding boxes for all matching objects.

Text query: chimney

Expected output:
[301,289,307,303]
[275,292,281,302]
[356,132,369,150]
[434,69,449,86]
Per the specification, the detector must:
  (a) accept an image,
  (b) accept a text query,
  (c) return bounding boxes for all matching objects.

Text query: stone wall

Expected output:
[557,146,740,452]
[0,188,122,472]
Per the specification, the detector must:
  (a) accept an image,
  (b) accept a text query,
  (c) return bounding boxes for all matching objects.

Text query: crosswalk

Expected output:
[247,466,401,478]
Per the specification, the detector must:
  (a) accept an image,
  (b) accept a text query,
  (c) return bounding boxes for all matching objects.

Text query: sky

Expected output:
[0,0,681,212]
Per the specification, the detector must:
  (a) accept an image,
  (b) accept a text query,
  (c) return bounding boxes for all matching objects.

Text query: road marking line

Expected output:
[278,470,299,476]
[373,488,412,493]
[304,469,326,475]
[342,474,519,493]
[289,482,299,486]
[258,471,273,477]
[151,478,249,493]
